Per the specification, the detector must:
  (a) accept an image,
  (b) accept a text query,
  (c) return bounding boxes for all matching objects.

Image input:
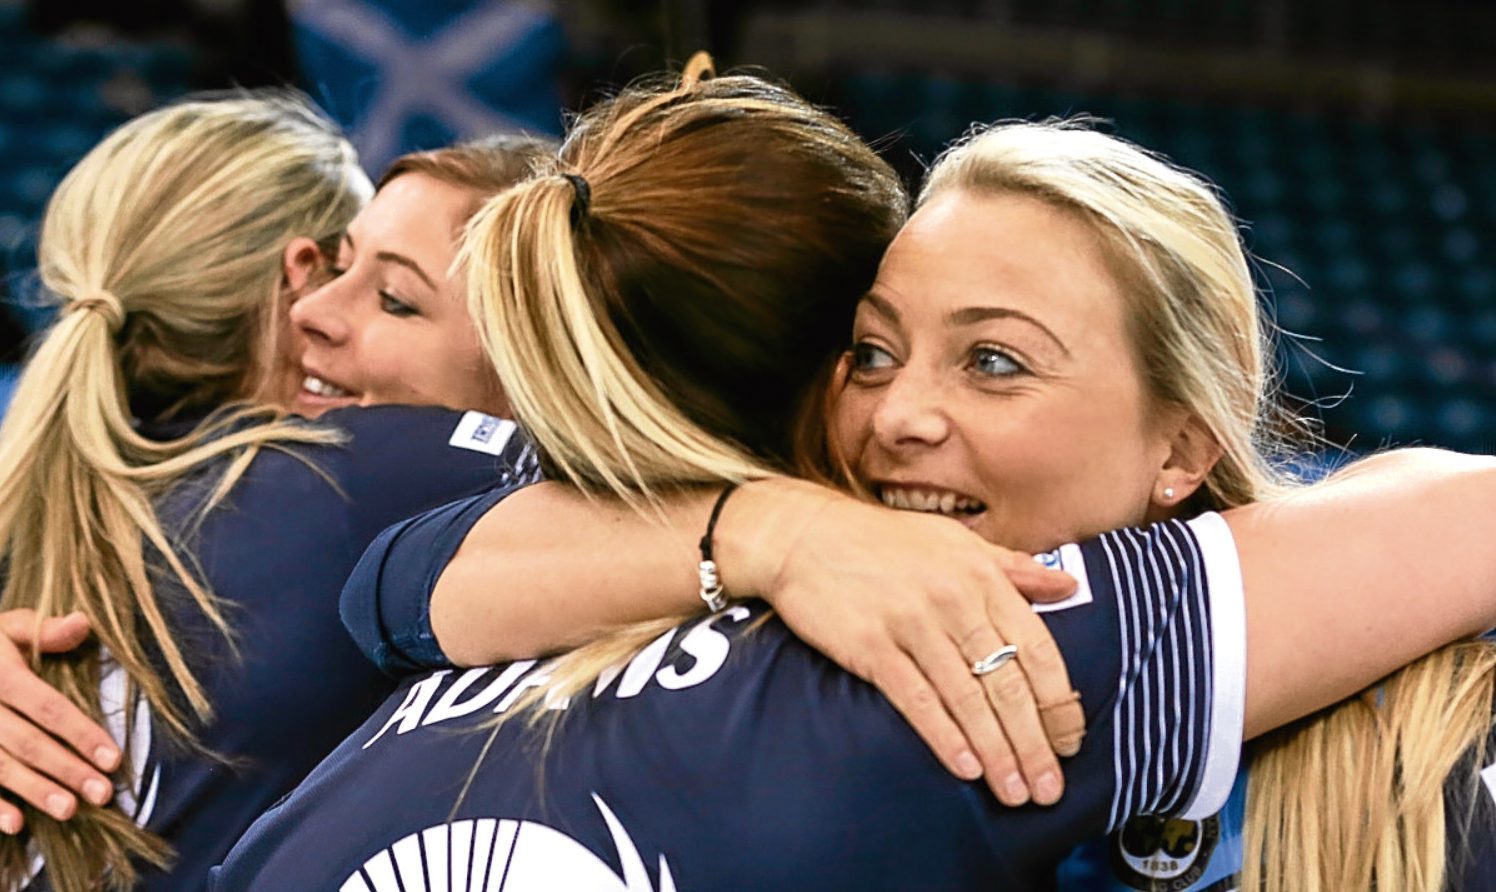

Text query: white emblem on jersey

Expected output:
[341,795,676,892]
[1481,762,1496,806]
[447,412,518,457]
[1031,542,1095,614]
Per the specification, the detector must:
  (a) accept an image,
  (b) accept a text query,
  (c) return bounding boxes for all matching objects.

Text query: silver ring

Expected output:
[970,644,1019,677]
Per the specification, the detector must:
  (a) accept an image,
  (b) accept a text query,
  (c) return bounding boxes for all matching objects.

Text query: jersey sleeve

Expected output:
[1039,512,1247,831]
[339,486,523,677]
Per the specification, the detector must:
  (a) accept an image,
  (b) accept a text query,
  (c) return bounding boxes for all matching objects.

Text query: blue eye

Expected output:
[971,346,1022,377]
[379,291,418,317]
[852,342,896,372]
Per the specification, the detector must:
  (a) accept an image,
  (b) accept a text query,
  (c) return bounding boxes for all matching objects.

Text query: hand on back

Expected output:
[724,479,1087,807]
[0,610,119,834]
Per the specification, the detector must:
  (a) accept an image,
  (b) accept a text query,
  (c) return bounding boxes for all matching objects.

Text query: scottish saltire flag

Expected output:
[289,0,565,174]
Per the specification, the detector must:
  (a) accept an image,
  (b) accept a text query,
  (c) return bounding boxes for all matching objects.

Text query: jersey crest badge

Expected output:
[1112,813,1221,891]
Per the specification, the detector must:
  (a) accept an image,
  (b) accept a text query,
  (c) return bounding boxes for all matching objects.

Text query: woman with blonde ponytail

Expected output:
[216,65,1496,890]
[0,95,544,891]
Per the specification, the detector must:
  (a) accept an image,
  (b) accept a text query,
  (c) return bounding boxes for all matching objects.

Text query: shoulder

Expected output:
[316,406,533,481]
[303,406,536,537]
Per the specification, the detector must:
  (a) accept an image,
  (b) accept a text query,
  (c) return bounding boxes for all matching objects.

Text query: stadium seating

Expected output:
[0,2,194,353]
[831,70,1494,453]
[0,1,1488,454]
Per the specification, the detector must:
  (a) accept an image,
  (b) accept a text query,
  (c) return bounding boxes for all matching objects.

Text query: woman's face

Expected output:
[831,189,1182,554]
[289,173,506,418]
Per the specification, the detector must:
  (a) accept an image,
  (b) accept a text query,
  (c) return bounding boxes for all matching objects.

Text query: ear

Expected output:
[1151,411,1224,512]
[281,237,328,297]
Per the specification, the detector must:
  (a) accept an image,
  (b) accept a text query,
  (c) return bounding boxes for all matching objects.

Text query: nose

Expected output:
[870,364,951,452]
[289,276,351,346]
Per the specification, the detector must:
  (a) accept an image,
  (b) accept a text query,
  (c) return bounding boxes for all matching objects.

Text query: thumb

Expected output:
[999,554,1077,604]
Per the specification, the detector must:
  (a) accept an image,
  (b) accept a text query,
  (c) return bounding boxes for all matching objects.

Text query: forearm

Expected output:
[430,478,832,665]
[1231,448,1496,737]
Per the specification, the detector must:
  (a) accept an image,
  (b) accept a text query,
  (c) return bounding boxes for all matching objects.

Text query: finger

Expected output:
[871,653,986,785]
[0,610,40,645]
[0,610,91,655]
[952,620,1064,806]
[903,623,1031,807]
[983,580,1087,758]
[999,557,1076,604]
[0,799,22,835]
[0,707,113,807]
[0,672,121,773]
[33,613,92,654]
[0,750,79,822]
[1039,689,1086,757]
[971,652,1065,805]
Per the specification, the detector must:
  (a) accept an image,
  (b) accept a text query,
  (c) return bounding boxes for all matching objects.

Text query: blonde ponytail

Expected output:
[0,91,368,890]
[458,59,906,728]
[462,174,767,510]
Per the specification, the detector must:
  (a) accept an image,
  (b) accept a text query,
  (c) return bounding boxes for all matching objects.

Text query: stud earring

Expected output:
[1163,487,1176,500]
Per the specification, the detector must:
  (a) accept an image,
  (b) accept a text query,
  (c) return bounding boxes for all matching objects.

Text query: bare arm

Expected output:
[1230,447,1496,737]
[432,447,1496,804]
[433,477,1083,807]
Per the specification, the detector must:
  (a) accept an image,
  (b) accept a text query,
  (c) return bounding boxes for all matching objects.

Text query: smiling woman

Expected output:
[290,135,550,418]
[835,190,1210,554]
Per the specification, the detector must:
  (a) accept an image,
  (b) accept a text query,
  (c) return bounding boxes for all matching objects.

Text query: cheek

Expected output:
[356,327,411,387]
[827,388,877,463]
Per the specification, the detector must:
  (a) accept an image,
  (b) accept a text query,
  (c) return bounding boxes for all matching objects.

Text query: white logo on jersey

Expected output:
[448,411,518,457]
[341,794,676,892]
[1031,542,1095,614]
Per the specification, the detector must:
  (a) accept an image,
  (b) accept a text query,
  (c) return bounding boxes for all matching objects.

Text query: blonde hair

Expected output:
[1245,642,1496,891]
[0,91,370,890]
[922,119,1494,889]
[460,53,907,710]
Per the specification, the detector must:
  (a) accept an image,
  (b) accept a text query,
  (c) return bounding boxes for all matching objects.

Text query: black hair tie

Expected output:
[562,173,591,227]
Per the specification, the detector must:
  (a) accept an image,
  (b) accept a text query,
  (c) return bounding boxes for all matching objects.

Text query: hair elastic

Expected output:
[65,290,126,334]
[562,173,591,227]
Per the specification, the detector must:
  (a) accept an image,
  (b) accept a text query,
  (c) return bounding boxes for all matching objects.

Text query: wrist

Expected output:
[713,477,845,602]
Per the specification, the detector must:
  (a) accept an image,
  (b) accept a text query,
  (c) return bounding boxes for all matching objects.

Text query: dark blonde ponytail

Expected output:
[0,91,367,890]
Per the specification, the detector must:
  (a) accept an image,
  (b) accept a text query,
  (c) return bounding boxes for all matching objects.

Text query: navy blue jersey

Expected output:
[212,501,1247,891]
[29,406,536,891]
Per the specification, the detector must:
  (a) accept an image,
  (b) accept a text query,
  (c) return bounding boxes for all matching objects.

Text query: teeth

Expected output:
[303,375,351,398]
[879,486,985,517]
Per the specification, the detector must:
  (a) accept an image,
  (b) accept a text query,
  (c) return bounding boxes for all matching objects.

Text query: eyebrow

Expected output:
[946,306,1071,357]
[343,233,437,290]
[862,291,1071,358]
[861,291,901,324]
